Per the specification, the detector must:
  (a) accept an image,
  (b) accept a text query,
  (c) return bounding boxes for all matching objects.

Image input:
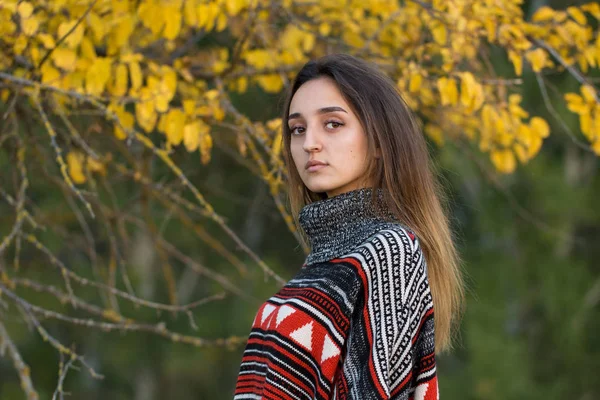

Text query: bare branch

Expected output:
[0,321,39,400]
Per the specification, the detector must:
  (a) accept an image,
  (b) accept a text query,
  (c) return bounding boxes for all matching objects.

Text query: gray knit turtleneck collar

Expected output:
[298,187,402,266]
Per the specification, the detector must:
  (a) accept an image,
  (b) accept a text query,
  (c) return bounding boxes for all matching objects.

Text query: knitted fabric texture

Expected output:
[234,187,438,400]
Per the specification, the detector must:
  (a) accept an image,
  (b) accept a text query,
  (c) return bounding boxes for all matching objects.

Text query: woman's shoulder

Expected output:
[335,222,423,271]
[359,222,420,254]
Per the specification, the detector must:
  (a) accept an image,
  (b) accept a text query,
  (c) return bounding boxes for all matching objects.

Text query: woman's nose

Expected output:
[302,128,322,152]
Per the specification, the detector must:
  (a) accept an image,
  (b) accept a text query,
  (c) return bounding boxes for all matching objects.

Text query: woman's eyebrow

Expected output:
[287,106,348,121]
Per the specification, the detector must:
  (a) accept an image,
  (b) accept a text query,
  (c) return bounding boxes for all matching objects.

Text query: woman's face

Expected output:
[288,77,372,198]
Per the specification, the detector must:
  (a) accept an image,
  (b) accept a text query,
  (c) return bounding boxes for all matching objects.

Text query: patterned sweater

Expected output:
[234,188,438,400]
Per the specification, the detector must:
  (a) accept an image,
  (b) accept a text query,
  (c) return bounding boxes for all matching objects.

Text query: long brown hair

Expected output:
[280,53,465,353]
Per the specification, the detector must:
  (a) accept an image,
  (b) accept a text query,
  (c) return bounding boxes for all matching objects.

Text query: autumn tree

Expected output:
[0,0,599,398]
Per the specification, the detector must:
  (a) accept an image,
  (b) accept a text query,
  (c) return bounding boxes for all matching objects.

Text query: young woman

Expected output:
[234,53,465,399]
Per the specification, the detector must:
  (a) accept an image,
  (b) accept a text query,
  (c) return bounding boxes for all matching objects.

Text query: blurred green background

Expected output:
[1,0,600,399]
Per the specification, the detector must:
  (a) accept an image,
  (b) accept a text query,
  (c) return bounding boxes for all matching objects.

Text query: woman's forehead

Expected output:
[289,79,351,117]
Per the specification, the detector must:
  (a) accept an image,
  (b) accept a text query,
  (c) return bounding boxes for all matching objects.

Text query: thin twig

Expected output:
[0,321,39,400]
[535,72,594,152]
[37,0,98,69]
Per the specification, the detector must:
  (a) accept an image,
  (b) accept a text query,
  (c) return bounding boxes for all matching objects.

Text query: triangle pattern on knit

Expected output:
[261,303,276,326]
[289,321,313,351]
[275,305,296,328]
[320,333,340,364]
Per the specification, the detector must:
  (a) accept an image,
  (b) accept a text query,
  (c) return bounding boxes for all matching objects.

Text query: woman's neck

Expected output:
[298,187,400,265]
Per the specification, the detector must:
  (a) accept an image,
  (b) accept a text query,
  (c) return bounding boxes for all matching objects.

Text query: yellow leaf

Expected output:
[528,136,543,157]
[216,12,228,32]
[135,88,157,132]
[424,124,444,146]
[183,0,197,26]
[580,112,592,137]
[532,6,555,22]
[196,105,212,116]
[30,47,41,66]
[17,2,33,18]
[530,117,550,138]
[257,74,283,93]
[266,118,282,132]
[409,72,422,93]
[437,77,458,106]
[199,130,213,164]
[212,106,225,121]
[567,6,587,25]
[111,64,128,96]
[583,47,597,68]
[139,1,165,35]
[564,93,588,114]
[245,49,273,69]
[110,104,134,140]
[508,94,529,119]
[497,130,514,147]
[481,104,496,131]
[110,16,135,51]
[226,0,245,16]
[67,151,87,184]
[525,48,548,72]
[303,33,315,52]
[514,143,528,163]
[484,19,496,42]
[21,14,39,36]
[343,30,364,48]
[164,108,186,145]
[581,85,597,103]
[147,75,171,112]
[57,20,85,48]
[183,100,196,116]
[161,66,177,99]
[271,131,283,156]
[470,84,485,113]
[196,4,210,29]
[490,149,516,173]
[517,123,532,147]
[13,36,27,55]
[88,12,106,42]
[582,3,600,19]
[87,157,106,176]
[163,4,182,40]
[183,121,201,151]
[235,76,248,93]
[41,63,61,85]
[319,23,331,36]
[157,112,168,133]
[37,33,56,49]
[80,37,96,60]
[594,105,600,136]
[112,0,130,15]
[85,58,112,96]
[52,48,77,71]
[61,71,85,91]
[76,56,92,71]
[592,139,600,155]
[508,50,522,76]
[431,22,447,45]
[460,72,476,108]
[129,61,143,91]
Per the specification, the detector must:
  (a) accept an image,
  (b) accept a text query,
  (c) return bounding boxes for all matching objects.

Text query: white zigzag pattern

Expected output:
[341,227,431,396]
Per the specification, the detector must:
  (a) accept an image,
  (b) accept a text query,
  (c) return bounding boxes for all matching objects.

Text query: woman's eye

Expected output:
[326,121,343,129]
[290,126,305,135]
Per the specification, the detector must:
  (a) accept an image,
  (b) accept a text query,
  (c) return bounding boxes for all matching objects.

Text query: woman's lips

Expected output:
[307,164,327,172]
